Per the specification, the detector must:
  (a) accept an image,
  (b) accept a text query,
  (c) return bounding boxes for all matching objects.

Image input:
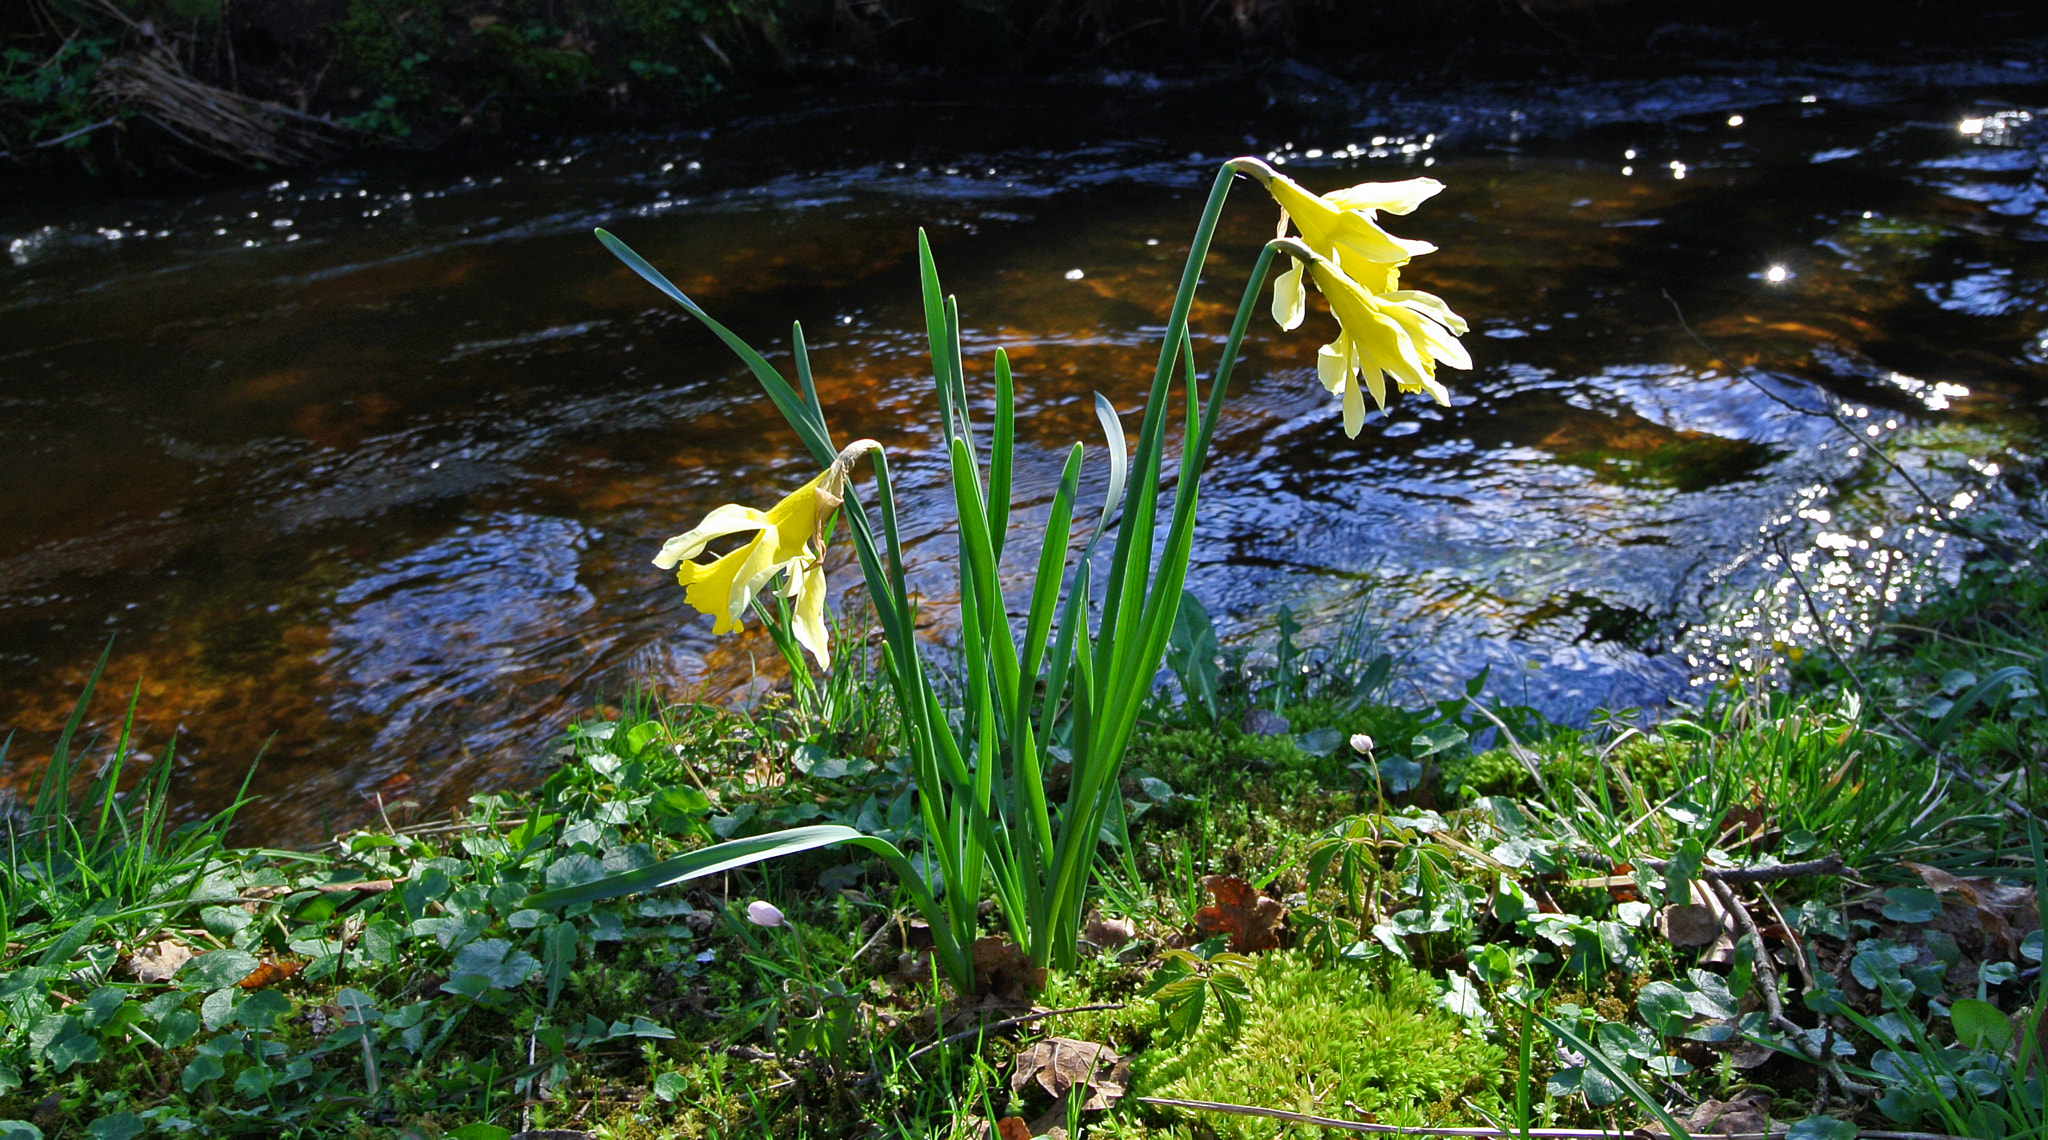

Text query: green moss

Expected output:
[1132,951,1503,1137]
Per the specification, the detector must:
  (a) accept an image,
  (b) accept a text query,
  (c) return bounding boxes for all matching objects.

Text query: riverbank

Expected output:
[3,0,2040,178]
[3,533,2044,1138]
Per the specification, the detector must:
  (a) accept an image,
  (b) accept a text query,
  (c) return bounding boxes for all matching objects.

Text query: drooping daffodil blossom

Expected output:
[1226,156,1471,437]
[1302,250,1472,436]
[652,439,880,669]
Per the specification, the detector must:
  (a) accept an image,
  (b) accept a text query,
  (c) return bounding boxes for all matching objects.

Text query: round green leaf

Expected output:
[1880,887,1941,924]
[1637,981,1693,1037]
[1786,1115,1857,1140]
[177,949,258,992]
[1950,998,2013,1053]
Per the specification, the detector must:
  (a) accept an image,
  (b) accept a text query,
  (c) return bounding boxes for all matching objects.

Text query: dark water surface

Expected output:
[5,58,2047,842]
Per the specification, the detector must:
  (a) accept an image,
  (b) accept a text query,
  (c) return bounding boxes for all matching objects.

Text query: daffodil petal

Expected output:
[1331,213,1437,265]
[1317,338,1349,394]
[759,471,830,565]
[1341,372,1366,438]
[725,532,788,625]
[1310,259,1431,391]
[1359,362,1387,410]
[674,544,757,634]
[1380,298,1472,371]
[1382,288,1469,336]
[1272,260,1307,330]
[1324,177,1444,217]
[653,503,772,569]
[792,559,830,670]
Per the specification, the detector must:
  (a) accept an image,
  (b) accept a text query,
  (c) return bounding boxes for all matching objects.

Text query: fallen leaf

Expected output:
[972,936,1047,1000]
[1194,875,1285,953]
[1892,868,2037,959]
[1083,912,1136,949]
[1022,1114,1070,1140]
[314,879,398,894]
[1728,1043,1775,1070]
[126,939,194,983]
[996,1118,1033,1140]
[1660,904,1722,947]
[238,958,306,990]
[1681,1094,1780,1136]
[1009,1037,1128,1111]
[1905,861,1967,894]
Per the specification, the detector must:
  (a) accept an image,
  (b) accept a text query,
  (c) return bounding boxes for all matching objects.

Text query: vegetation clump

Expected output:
[1132,951,1504,1136]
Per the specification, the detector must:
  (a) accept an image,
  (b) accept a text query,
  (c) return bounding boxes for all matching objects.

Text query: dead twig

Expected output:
[1709,879,1878,1099]
[1577,851,1851,885]
[95,45,347,167]
[1139,1095,1975,1139]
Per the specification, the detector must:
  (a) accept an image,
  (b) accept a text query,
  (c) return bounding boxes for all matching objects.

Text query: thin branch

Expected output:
[1710,879,1878,1099]
[1577,850,1850,884]
[1139,1095,1986,1140]
[1138,1095,1640,1137]
[0,115,120,159]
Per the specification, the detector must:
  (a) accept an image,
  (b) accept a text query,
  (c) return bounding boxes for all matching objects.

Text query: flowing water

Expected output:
[4,55,2047,843]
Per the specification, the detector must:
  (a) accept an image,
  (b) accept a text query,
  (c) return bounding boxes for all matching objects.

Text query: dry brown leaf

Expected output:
[1021,1113,1070,1140]
[1728,1043,1776,1070]
[1895,866,2038,960]
[1679,1095,1782,1136]
[1906,861,1967,894]
[1009,1037,1128,1111]
[971,936,1047,1001]
[995,1117,1033,1140]
[1082,912,1136,949]
[125,939,194,984]
[1659,903,1722,947]
[237,958,305,990]
[1194,875,1285,953]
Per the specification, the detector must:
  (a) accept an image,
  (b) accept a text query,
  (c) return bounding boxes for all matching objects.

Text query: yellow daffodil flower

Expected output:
[1228,155,1471,436]
[1307,256,1472,436]
[653,440,879,669]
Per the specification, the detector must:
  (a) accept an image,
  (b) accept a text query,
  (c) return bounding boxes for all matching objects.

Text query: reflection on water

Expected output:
[1,62,2045,843]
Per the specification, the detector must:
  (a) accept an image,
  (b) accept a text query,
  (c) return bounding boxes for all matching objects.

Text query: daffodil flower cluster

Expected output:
[1237,157,1472,437]
[651,439,879,670]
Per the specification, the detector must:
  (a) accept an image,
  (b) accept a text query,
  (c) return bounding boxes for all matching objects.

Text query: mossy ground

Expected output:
[3,541,2047,1138]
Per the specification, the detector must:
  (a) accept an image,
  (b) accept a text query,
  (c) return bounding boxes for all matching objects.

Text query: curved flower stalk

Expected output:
[526,156,1472,995]
[651,440,880,670]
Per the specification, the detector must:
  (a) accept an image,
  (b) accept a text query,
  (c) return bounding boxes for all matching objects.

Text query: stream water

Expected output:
[4,53,2047,843]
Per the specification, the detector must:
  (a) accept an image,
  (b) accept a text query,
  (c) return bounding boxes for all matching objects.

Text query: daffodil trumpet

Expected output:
[532,156,1473,997]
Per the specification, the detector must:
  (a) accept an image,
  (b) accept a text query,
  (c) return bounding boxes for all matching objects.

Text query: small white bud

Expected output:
[1349,733,1376,754]
[746,900,785,927]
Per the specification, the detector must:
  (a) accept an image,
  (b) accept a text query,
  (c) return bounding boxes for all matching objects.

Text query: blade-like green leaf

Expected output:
[525,825,872,909]
[594,229,833,466]
[1091,393,1127,550]
[990,348,1015,563]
